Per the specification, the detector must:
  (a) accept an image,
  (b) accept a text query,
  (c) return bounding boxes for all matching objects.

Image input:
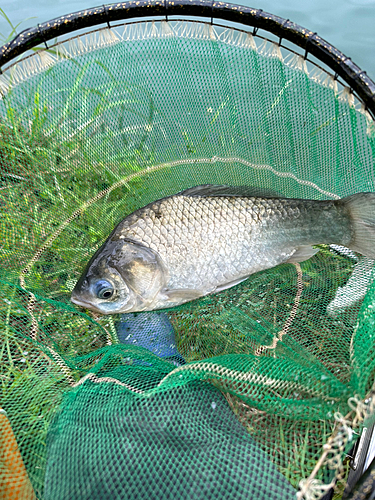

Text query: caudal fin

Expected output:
[341,192,375,258]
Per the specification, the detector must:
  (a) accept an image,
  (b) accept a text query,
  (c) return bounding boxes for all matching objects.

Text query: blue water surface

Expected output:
[1,0,375,80]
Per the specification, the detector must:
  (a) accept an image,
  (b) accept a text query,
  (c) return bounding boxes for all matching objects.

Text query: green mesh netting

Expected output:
[1,19,375,500]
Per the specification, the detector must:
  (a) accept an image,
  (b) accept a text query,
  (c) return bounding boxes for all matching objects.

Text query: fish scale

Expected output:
[123,195,316,291]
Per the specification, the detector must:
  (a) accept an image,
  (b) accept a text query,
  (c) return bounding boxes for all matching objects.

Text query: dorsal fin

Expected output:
[180,184,281,199]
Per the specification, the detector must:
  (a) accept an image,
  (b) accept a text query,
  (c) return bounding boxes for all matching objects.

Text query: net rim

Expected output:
[0,0,374,120]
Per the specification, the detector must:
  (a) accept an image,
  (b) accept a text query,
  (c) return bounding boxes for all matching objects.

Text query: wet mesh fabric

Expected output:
[0,19,375,500]
[45,376,295,500]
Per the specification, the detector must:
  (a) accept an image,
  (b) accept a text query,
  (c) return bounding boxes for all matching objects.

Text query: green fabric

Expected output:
[0,20,374,499]
[45,374,296,500]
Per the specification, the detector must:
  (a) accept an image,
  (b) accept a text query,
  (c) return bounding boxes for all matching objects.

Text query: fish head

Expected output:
[71,238,167,314]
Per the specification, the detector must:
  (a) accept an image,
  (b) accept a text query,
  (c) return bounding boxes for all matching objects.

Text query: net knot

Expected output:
[297,478,334,500]
[278,18,290,47]
[304,31,317,60]
[165,0,168,22]
[252,9,263,36]
[348,394,369,424]
[37,24,49,49]
[102,4,111,29]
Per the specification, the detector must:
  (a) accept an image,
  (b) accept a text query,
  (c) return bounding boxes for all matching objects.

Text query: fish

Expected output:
[71,184,375,314]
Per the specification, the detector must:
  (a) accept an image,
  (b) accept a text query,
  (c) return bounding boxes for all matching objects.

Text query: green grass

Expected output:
[0,8,37,44]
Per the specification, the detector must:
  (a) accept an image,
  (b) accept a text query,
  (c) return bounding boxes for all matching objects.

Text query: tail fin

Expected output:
[341,192,375,258]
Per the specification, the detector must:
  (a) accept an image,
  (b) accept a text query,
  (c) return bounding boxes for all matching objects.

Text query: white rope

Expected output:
[73,372,145,394]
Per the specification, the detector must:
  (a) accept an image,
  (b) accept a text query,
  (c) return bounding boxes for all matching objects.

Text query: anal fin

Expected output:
[286,245,319,263]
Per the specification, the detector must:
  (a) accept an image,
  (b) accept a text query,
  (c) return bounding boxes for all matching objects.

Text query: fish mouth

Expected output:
[71,294,115,315]
[71,295,95,310]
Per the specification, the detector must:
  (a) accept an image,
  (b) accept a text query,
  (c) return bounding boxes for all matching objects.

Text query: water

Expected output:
[1,0,375,81]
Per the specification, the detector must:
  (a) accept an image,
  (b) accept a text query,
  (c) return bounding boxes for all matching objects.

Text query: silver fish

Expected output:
[71,185,375,314]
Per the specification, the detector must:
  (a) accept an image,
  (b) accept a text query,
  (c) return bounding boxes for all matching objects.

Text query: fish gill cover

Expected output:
[0,9,375,500]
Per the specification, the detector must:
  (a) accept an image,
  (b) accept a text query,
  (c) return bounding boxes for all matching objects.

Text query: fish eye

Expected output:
[94,280,115,300]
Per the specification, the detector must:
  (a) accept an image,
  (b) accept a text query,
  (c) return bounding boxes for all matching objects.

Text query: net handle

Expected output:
[0,0,374,119]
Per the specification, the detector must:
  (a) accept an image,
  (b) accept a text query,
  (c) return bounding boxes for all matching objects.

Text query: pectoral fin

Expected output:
[163,276,250,305]
[214,276,249,292]
[286,245,319,263]
[163,289,205,304]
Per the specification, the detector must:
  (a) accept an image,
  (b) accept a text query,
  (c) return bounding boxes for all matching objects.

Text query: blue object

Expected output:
[117,312,185,366]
